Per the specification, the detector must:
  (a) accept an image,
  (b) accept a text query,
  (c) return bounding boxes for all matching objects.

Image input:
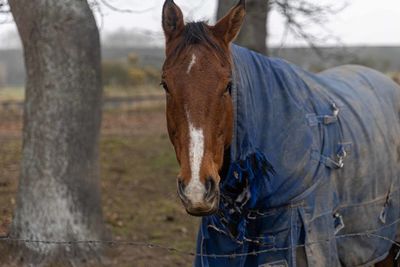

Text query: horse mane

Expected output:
[166,22,229,66]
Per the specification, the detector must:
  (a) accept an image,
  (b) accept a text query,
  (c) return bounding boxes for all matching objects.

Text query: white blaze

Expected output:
[186,53,197,74]
[185,111,205,204]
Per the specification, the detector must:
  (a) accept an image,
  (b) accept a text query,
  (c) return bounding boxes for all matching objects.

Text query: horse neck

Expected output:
[230,45,311,193]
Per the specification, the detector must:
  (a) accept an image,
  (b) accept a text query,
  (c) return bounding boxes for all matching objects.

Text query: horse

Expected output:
[161,0,400,266]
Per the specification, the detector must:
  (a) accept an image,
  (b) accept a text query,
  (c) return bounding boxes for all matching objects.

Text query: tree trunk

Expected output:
[8,0,106,265]
[217,0,269,54]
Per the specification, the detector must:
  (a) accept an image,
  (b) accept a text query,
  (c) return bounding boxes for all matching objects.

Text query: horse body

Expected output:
[160,1,400,265]
[195,45,400,267]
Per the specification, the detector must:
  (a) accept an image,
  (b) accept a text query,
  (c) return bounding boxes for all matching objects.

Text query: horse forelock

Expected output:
[163,21,231,69]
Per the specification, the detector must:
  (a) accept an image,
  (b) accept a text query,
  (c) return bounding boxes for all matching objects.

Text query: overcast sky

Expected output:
[0,0,399,48]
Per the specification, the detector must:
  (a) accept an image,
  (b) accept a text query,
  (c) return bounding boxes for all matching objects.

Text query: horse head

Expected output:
[161,0,246,216]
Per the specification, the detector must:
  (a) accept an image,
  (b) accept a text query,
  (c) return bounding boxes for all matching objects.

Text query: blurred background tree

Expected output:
[217,0,346,55]
[217,0,269,54]
[6,0,106,265]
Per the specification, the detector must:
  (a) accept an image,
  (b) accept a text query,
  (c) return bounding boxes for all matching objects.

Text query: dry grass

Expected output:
[0,93,198,266]
[0,87,24,102]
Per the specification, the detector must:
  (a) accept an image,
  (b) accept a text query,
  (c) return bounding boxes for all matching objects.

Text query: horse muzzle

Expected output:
[177,178,220,216]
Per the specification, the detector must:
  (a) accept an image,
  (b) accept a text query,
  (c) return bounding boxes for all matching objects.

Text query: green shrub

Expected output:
[143,66,161,84]
[128,68,146,85]
[102,61,132,87]
[102,57,161,87]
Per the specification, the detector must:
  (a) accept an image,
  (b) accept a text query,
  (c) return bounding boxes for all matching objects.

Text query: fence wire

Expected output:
[1,220,400,259]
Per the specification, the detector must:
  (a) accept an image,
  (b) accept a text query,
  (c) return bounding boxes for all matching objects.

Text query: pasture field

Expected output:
[0,87,199,267]
[0,85,163,102]
[0,87,25,102]
[1,71,398,266]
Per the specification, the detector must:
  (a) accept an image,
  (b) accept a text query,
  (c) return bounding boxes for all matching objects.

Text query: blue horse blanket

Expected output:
[194,45,400,267]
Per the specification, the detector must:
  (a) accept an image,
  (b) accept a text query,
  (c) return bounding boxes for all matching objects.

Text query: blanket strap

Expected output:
[311,151,344,169]
[306,102,340,126]
[311,143,352,169]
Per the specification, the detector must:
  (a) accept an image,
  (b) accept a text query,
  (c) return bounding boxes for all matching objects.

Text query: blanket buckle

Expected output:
[322,102,340,125]
[336,147,347,168]
[247,210,259,220]
[379,184,393,224]
[306,102,340,126]
[334,212,345,234]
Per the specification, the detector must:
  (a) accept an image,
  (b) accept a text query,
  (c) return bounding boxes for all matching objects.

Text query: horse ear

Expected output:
[162,0,185,43]
[212,0,246,44]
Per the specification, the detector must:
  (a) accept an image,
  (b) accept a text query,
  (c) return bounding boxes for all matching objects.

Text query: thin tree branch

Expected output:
[97,0,156,14]
[185,1,207,20]
[90,0,105,30]
[272,0,349,59]
[276,20,290,55]
[0,0,12,24]
[0,0,9,13]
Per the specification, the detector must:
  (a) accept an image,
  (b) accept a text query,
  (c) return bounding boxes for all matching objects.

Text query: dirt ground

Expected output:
[0,100,199,267]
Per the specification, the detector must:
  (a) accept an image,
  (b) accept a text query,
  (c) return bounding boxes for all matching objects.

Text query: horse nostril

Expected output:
[205,177,216,201]
[177,179,188,203]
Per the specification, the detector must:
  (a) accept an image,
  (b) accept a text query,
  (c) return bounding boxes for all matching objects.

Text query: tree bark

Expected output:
[217,0,269,54]
[8,0,106,265]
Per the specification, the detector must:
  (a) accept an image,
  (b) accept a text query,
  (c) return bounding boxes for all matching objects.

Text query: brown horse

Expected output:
[161,0,399,266]
[161,0,239,216]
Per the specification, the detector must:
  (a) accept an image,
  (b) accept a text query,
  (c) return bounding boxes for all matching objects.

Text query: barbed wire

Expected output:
[1,219,400,259]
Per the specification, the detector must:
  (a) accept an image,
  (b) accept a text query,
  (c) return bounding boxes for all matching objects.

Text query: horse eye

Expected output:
[160,81,170,93]
[225,82,232,95]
